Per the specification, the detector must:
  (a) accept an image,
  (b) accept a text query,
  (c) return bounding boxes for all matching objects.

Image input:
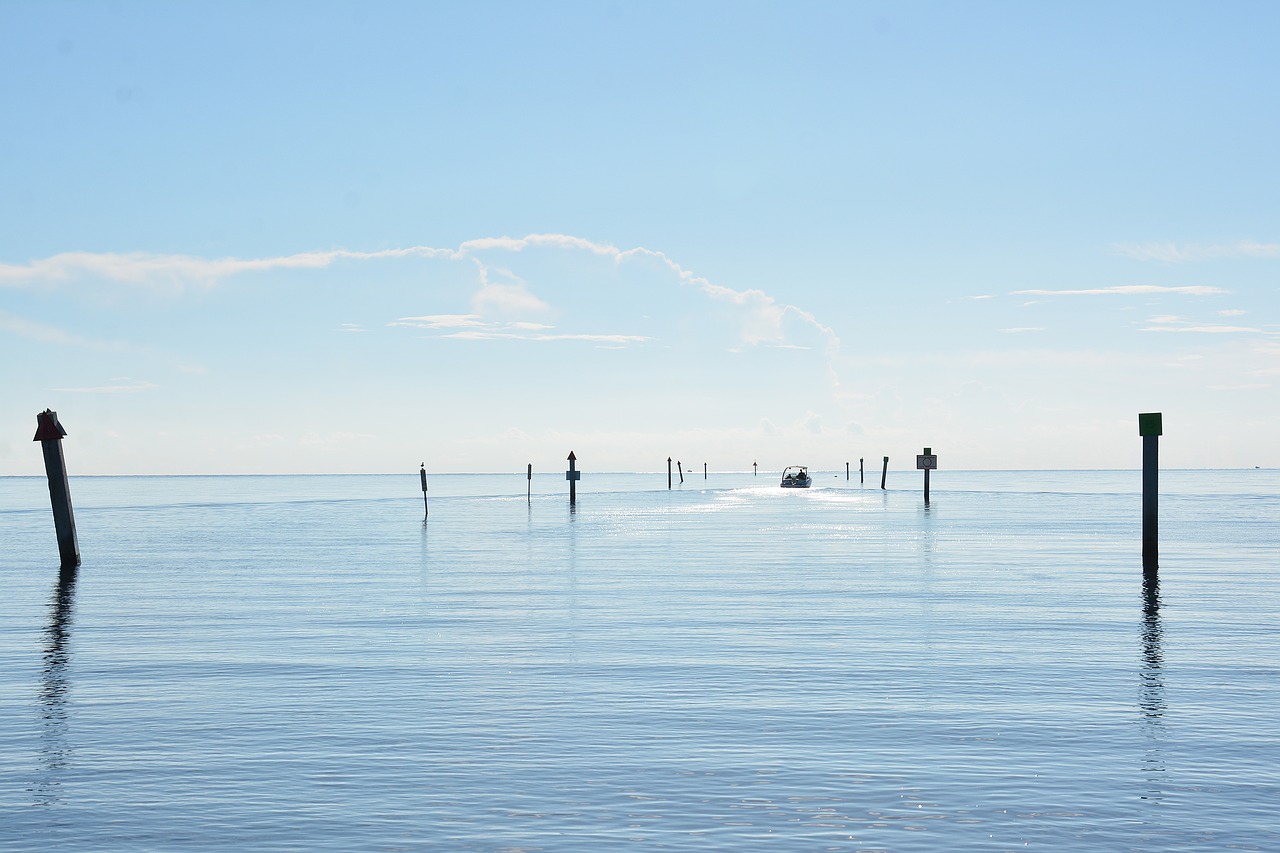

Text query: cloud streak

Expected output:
[52,379,158,393]
[389,314,647,344]
[1013,285,1227,296]
[1113,241,1280,262]
[1139,324,1263,334]
[0,309,130,350]
[0,234,625,290]
[3,233,844,382]
[0,246,457,291]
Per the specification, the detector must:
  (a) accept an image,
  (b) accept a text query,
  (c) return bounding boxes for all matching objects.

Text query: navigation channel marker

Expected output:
[566,451,580,505]
[916,452,938,470]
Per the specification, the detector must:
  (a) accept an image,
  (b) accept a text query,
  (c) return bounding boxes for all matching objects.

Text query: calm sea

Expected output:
[2,469,1277,851]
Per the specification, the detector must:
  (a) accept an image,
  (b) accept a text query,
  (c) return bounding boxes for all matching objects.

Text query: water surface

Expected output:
[2,470,1277,850]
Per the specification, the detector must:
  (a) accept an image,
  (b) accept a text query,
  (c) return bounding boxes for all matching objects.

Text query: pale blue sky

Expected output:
[3,1,1277,474]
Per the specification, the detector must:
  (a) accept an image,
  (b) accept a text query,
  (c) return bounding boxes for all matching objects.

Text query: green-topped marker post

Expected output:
[1140,413,1162,570]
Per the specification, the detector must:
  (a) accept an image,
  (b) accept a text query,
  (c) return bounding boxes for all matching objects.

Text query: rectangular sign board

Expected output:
[916,454,938,470]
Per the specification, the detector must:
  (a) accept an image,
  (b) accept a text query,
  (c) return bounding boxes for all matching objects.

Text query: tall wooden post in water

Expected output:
[419,464,429,518]
[1140,413,1162,570]
[916,447,938,504]
[34,410,80,569]
[566,451,580,505]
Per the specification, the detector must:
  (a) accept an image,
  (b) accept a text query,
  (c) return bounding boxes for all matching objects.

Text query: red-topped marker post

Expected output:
[566,451,580,505]
[34,410,80,569]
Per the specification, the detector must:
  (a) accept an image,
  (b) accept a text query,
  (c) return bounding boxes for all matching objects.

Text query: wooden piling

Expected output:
[420,463,429,518]
[1140,413,1162,569]
[34,410,80,569]
[880,456,889,490]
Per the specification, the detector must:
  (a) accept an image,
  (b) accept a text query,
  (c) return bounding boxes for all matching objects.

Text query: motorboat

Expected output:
[780,466,811,488]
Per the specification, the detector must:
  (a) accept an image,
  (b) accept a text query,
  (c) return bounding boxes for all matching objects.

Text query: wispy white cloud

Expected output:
[0,234,630,291]
[1139,319,1263,333]
[338,323,367,332]
[389,314,647,344]
[4,233,843,381]
[1113,241,1280,262]
[469,263,553,319]
[390,314,486,330]
[1140,312,1270,334]
[0,309,129,349]
[1208,383,1272,391]
[52,379,158,393]
[1219,309,1247,317]
[1008,281,1228,295]
[0,246,457,291]
[1014,285,1227,296]
[444,331,651,344]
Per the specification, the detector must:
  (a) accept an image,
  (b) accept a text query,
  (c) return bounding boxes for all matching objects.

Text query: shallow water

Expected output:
[2,470,1278,851]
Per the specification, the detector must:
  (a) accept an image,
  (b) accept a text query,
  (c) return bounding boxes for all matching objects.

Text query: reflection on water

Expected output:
[1139,567,1166,799]
[35,567,77,806]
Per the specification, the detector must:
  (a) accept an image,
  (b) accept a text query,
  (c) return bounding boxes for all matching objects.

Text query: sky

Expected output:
[2,1,1278,475]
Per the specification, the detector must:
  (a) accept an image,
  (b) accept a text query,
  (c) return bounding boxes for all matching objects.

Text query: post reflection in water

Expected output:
[1139,566,1166,800]
[36,567,78,806]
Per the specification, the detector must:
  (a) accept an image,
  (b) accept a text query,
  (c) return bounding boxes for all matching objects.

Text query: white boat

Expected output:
[780,466,811,488]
